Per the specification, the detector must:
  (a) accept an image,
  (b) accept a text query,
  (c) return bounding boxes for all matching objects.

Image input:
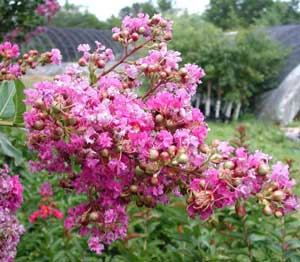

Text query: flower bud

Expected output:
[100,149,109,157]
[179,68,188,76]
[171,159,178,166]
[78,58,87,66]
[140,63,148,72]
[27,57,34,63]
[160,20,168,27]
[29,50,38,56]
[129,185,138,193]
[211,154,222,164]
[224,160,235,170]
[155,114,164,123]
[212,139,220,147]
[112,33,120,41]
[151,15,160,25]
[199,144,209,154]
[89,211,99,221]
[131,33,139,42]
[135,166,144,176]
[166,119,174,128]
[178,153,188,164]
[148,64,158,73]
[33,120,44,130]
[234,168,244,177]
[160,71,167,79]
[38,112,48,120]
[35,98,45,110]
[274,209,283,218]
[272,190,286,202]
[122,30,129,38]
[164,32,173,41]
[168,145,177,156]
[199,179,206,188]
[53,127,64,140]
[122,82,129,89]
[160,151,170,161]
[151,176,158,185]
[138,27,145,34]
[96,59,105,69]
[21,67,27,75]
[235,203,246,218]
[144,195,153,206]
[149,148,159,161]
[263,205,273,216]
[258,163,269,176]
[233,177,243,186]
[30,62,37,69]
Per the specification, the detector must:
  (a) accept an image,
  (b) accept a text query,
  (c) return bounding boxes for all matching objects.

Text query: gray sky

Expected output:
[58,0,210,20]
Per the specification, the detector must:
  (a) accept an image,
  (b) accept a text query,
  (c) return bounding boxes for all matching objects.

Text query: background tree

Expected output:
[255,0,300,26]
[169,13,225,117]
[170,13,287,119]
[205,0,300,30]
[0,0,44,42]
[157,0,175,12]
[119,0,175,19]
[119,1,157,19]
[51,2,109,29]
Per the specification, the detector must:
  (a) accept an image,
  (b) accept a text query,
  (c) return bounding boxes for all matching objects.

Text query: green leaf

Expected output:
[0,131,23,165]
[249,233,267,242]
[0,81,15,120]
[70,156,81,174]
[13,79,26,124]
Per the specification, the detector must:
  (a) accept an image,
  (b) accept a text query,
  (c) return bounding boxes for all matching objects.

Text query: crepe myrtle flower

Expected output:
[21,13,299,255]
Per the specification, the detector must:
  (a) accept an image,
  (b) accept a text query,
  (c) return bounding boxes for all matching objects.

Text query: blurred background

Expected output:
[1,1,300,261]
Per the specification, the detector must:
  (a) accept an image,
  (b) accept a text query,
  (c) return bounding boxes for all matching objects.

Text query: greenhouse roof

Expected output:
[22,27,123,62]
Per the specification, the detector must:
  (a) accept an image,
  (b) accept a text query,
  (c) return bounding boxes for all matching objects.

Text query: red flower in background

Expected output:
[29,182,63,223]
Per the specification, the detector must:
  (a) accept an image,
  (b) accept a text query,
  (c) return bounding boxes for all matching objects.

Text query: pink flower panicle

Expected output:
[0,42,19,59]
[187,145,298,220]
[0,42,62,81]
[0,165,24,262]
[36,0,60,20]
[77,42,114,69]
[0,165,23,212]
[23,14,298,255]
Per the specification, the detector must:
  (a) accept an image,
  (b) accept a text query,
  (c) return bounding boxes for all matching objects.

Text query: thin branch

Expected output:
[100,38,153,77]
[142,80,164,100]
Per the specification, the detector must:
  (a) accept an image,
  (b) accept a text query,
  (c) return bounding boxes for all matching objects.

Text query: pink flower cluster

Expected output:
[187,143,298,220]
[36,0,60,20]
[77,41,115,71]
[0,42,61,81]
[23,14,298,255]
[29,182,63,223]
[112,13,173,44]
[0,42,20,59]
[0,165,24,262]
